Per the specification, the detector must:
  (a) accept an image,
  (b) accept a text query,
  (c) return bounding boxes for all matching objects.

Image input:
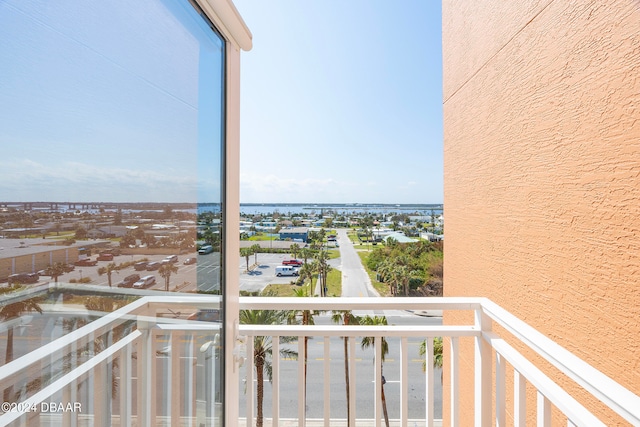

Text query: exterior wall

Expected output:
[443,0,640,425]
[0,248,78,281]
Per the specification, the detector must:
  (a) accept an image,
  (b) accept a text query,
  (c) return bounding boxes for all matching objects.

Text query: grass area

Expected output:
[243,233,277,241]
[357,251,389,296]
[261,268,342,297]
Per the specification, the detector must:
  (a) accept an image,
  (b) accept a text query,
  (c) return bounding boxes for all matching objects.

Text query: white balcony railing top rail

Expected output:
[0,295,638,427]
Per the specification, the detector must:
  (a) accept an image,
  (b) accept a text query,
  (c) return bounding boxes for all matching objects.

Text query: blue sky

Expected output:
[0,0,441,205]
[234,0,443,204]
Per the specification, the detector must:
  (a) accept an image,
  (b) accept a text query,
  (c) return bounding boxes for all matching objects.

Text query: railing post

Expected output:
[272,336,280,425]
[450,337,459,427]
[425,337,434,427]
[514,370,526,427]
[400,337,408,427]
[298,337,306,427]
[119,343,132,427]
[137,319,155,427]
[374,337,382,427]
[170,332,182,427]
[323,337,330,427]
[348,337,356,427]
[496,353,506,427]
[475,307,492,427]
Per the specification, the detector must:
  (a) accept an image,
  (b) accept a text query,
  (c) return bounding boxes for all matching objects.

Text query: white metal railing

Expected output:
[0,296,639,426]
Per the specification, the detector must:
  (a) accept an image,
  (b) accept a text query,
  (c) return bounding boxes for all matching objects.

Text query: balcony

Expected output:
[0,293,639,426]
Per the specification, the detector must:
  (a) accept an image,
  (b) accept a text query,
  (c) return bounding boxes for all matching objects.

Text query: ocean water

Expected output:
[235,203,442,216]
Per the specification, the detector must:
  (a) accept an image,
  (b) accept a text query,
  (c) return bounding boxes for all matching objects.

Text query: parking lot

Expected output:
[30,250,340,294]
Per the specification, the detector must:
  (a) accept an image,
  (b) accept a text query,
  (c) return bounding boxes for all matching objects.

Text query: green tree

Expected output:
[331,311,360,427]
[240,310,297,427]
[419,337,444,382]
[74,226,88,240]
[287,290,320,408]
[97,262,119,288]
[297,262,316,293]
[289,243,301,259]
[251,244,261,265]
[299,247,314,264]
[158,263,179,291]
[360,315,390,427]
[314,250,331,297]
[240,247,253,272]
[48,262,68,283]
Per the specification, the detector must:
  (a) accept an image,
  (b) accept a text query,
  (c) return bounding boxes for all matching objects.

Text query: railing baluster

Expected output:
[496,353,506,427]
[400,337,408,427]
[450,337,459,427]
[170,332,182,427]
[246,334,254,427]
[185,335,195,423]
[323,336,330,427]
[426,337,434,427]
[349,337,356,427]
[298,336,306,427]
[475,308,493,427]
[119,343,132,427]
[537,391,551,427]
[272,335,280,426]
[375,336,382,427]
[514,370,526,427]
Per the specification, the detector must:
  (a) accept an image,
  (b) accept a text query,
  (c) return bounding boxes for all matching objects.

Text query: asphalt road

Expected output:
[336,229,378,298]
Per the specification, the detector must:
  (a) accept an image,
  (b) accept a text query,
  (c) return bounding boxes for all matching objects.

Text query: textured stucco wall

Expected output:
[443,0,640,425]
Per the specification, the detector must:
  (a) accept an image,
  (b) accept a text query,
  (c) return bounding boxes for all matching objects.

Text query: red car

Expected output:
[97,253,114,261]
[282,259,303,267]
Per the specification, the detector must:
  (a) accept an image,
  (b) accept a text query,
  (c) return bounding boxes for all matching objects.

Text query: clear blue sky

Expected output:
[234,0,443,204]
[0,0,442,205]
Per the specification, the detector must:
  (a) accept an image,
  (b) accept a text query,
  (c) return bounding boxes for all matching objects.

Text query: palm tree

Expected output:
[299,248,313,265]
[289,243,301,259]
[48,262,68,283]
[360,315,390,427]
[287,289,320,410]
[158,263,179,291]
[240,247,253,272]
[251,244,261,265]
[240,310,297,427]
[0,296,43,401]
[419,337,443,382]
[314,250,331,297]
[331,310,360,427]
[297,262,316,292]
[97,262,119,287]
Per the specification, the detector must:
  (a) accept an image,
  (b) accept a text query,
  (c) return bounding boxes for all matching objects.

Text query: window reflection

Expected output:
[0,0,225,423]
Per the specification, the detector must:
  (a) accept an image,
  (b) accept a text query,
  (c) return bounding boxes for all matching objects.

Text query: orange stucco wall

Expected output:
[443,0,640,425]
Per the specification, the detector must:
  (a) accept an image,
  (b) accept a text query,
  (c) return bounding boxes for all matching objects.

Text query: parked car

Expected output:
[198,245,214,255]
[282,259,303,267]
[146,262,161,271]
[275,265,299,277]
[183,257,196,265]
[74,259,98,267]
[117,274,141,288]
[133,275,156,289]
[164,255,178,263]
[134,261,148,271]
[97,253,114,261]
[8,273,39,285]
